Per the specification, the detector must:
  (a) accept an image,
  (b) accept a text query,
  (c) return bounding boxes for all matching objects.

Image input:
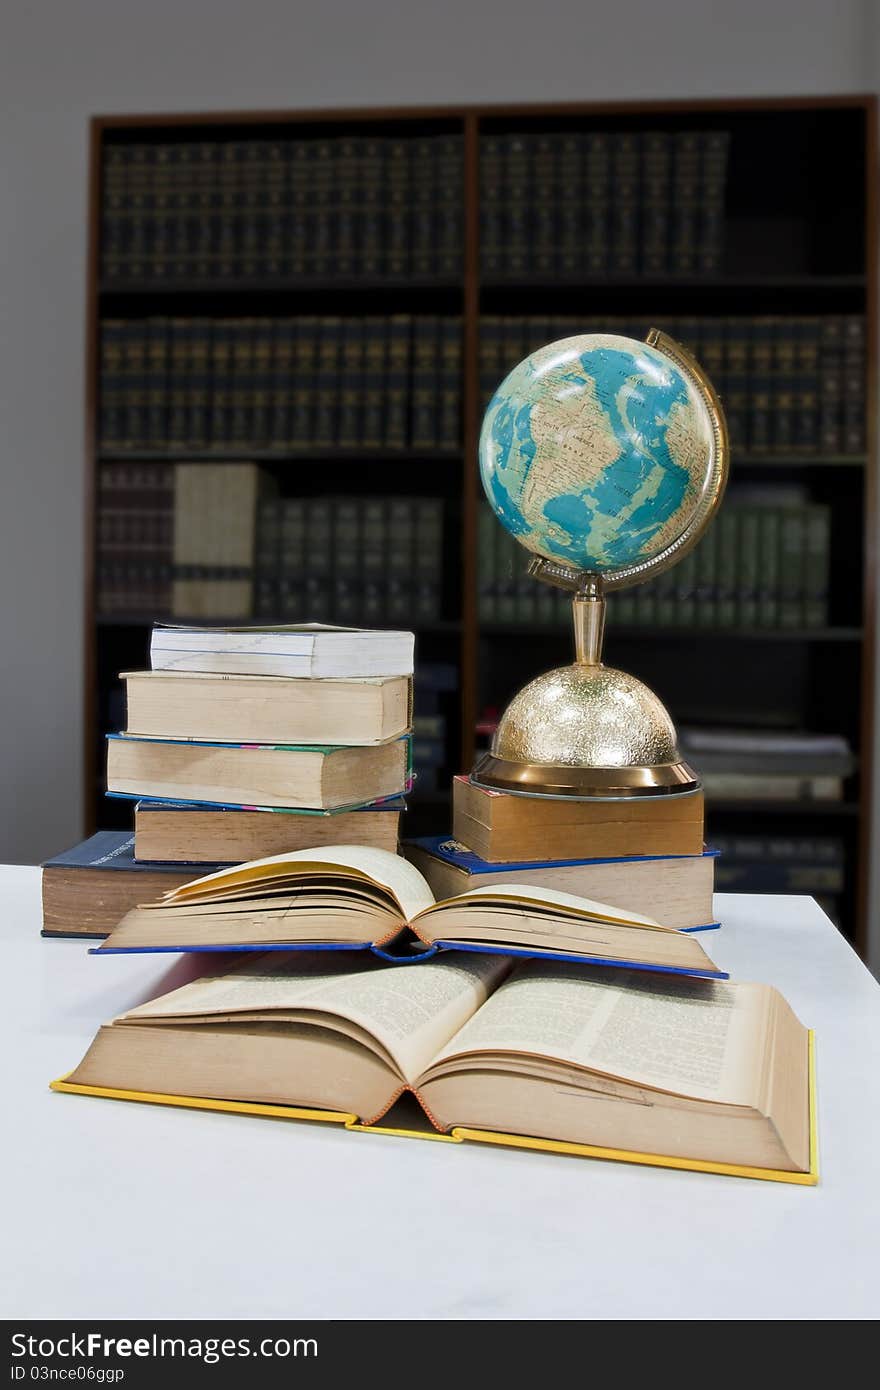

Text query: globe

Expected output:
[479,332,716,576]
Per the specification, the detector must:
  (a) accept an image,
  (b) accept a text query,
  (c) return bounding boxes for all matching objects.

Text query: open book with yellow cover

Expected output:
[53,952,816,1183]
[92,846,724,980]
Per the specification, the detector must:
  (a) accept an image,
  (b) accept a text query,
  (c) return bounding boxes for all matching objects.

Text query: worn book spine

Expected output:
[843,315,866,454]
[778,509,806,628]
[795,317,821,453]
[333,497,360,624]
[285,141,309,278]
[305,496,332,621]
[361,497,386,624]
[640,131,671,276]
[697,131,730,275]
[385,315,411,449]
[361,316,385,449]
[230,317,255,450]
[208,320,232,449]
[387,497,413,623]
[557,134,582,276]
[438,318,461,451]
[385,139,409,277]
[410,138,435,277]
[101,145,126,282]
[268,320,293,450]
[803,505,831,628]
[99,320,126,451]
[503,135,530,278]
[254,497,281,619]
[314,316,341,447]
[414,498,444,623]
[819,316,844,454]
[358,138,383,276]
[670,132,700,277]
[434,136,463,277]
[610,133,639,276]
[757,510,779,628]
[480,135,503,277]
[291,316,318,447]
[410,317,439,449]
[772,319,797,453]
[748,316,774,454]
[531,135,556,276]
[338,319,364,449]
[583,133,610,275]
[723,317,749,453]
[737,507,760,628]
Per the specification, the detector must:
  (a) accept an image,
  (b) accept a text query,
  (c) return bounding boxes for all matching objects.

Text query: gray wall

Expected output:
[1,0,877,959]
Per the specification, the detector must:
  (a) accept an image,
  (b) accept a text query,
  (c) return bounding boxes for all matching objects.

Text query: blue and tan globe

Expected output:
[479,333,714,574]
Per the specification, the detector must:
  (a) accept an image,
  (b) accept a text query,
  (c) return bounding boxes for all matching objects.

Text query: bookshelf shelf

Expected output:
[480,626,865,642]
[480,274,867,291]
[84,96,877,955]
[100,277,464,296]
[97,448,463,464]
[96,615,463,633]
[708,800,860,818]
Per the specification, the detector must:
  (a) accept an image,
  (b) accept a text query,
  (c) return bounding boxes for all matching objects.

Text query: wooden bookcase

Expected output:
[84,96,877,956]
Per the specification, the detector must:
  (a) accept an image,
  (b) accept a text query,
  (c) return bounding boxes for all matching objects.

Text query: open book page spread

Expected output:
[420,881,664,928]
[120,952,509,1083]
[430,963,770,1106]
[161,845,436,921]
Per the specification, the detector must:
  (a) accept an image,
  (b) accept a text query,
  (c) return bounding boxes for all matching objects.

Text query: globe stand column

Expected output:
[573,577,605,667]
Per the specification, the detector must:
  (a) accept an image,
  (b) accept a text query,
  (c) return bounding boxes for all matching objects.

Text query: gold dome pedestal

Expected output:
[472,584,700,799]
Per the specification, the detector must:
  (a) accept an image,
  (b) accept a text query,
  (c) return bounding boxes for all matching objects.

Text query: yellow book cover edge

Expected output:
[50,1031,818,1184]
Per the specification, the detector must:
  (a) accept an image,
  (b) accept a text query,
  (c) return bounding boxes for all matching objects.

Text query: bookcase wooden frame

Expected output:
[83,95,878,957]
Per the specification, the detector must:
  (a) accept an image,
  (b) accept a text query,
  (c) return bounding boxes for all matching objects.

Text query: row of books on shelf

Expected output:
[101,135,463,282]
[479,494,833,630]
[99,315,462,453]
[99,311,866,458]
[480,315,867,454]
[96,461,448,623]
[481,129,730,278]
[99,128,733,284]
[255,494,444,627]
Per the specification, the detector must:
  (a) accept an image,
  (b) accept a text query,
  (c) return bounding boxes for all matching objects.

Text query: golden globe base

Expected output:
[471,587,701,801]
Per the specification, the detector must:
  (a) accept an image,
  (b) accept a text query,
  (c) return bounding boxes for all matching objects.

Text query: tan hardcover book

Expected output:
[404,840,716,931]
[59,951,813,1179]
[171,462,261,619]
[453,776,704,862]
[122,671,412,746]
[106,734,410,811]
[134,803,401,863]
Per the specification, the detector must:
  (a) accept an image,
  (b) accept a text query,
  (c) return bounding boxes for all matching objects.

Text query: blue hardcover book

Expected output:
[42,832,231,939]
[89,846,727,980]
[403,836,720,933]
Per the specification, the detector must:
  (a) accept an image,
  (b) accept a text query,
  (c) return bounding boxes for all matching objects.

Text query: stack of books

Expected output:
[54,836,814,1182]
[403,774,716,933]
[45,623,816,1184]
[42,623,414,937]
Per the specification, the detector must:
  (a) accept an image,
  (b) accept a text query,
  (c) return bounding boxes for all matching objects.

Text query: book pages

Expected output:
[161,844,436,921]
[431,964,771,1105]
[121,953,509,1082]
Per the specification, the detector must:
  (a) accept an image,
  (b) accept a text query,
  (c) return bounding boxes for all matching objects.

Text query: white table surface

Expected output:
[3,866,880,1320]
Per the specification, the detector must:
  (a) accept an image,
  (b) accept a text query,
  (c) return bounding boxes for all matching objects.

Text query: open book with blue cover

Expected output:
[93,845,726,979]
